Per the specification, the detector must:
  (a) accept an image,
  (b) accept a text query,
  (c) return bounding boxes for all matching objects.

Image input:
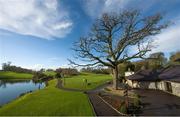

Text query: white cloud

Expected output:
[83,0,130,18]
[83,0,180,55]
[152,22,180,53]
[25,64,44,71]
[82,0,165,19]
[0,0,73,39]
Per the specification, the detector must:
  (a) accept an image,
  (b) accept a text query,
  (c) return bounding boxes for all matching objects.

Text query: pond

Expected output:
[0,79,46,106]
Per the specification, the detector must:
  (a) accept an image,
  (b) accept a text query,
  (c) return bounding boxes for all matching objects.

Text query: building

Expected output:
[126,65,180,97]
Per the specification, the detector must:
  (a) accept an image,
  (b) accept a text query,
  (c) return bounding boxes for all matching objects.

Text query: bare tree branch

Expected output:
[69,10,169,89]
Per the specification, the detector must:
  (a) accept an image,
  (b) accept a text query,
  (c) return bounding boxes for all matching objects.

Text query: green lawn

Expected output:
[63,72,112,90]
[0,79,94,116]
[0,71,33,79]
[43,71,56,76]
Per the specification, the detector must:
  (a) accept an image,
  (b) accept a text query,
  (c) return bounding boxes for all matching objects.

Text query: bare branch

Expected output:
[68,59,100,67]
[70,10,169,69]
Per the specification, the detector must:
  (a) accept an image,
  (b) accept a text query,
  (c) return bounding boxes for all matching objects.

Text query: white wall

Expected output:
[171,82,180,97]
[127,79,180,97]
[125,71,134,77]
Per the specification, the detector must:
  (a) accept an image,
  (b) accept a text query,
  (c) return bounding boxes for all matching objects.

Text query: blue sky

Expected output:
[0,0,180,70]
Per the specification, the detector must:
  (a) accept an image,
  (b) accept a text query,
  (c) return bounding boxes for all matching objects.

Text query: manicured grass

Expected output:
[0,71,33,79]
[0,79,94,116]
[63,72,112,90]
[43,71,56,76]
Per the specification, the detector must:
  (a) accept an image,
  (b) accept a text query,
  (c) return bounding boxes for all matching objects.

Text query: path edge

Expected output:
[87,94,97,116]
[97,95,127,116]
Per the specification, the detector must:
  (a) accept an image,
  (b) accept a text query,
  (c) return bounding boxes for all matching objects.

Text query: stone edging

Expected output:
[97,95,127,116]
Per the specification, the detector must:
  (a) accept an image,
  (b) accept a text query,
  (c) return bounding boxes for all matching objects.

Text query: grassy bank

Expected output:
[0,71,33,79]
[43,71,56,76]
[63,72,112,90]
[0,79,94,116]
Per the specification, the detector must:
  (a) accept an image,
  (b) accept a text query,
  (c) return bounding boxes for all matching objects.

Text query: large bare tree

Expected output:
[70,10,168,89]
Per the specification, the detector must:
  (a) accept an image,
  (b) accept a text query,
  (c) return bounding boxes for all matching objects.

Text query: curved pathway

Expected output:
[56,79,122,116]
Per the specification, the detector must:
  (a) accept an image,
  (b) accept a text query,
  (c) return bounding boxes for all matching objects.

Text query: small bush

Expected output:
[33,72,53,82]
[56,68,79,77]
[133,98,140,108]
[133,93,141,108]
[119,101,127,114]
[98,92,102,96]
[104,87,111,91]
[133,93,140,98]
[80,67,111,74]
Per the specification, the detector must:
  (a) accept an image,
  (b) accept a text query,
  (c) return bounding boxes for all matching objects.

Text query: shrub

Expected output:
[80,67,111,74]
[98,92,102,96]
[104,87,111,91]
[33,72,53,82]
[133,93,141,108]
[119,101,127,114]
[56,68,79,77]
[55,72,62,78]
[87,83,91,85]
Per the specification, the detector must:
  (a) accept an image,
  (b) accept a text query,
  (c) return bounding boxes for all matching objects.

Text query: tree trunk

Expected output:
[113,66,118,90]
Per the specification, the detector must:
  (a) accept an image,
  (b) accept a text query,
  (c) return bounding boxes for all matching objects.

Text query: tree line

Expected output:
[118,51,180,76]
[2,62,35,74]
[79,51,180,76]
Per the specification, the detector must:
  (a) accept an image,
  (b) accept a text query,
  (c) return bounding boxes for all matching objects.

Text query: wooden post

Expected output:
[124,84,129,109]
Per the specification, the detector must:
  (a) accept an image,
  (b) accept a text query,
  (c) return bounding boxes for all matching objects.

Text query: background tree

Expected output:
[169,51,180,64]
[133,60,149,71]
[2,62,34,74]
[148,52,167,69]
[80,67,111,74]
[55,68,79,77]
[118,61,135,77]
[70,10,168,89]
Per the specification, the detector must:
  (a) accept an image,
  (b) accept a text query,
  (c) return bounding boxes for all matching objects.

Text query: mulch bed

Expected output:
[99,92,134,111]
[101,95,122,110]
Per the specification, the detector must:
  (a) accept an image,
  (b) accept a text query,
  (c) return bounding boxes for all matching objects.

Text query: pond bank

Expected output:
[0,79,94,116]
[0,79,45,106]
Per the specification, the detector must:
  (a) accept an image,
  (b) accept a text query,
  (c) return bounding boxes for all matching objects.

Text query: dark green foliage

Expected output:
[2,62,34,74]
[104,87,111,91]
[33,72,53,82]
[133,60,149,71]
[56,68,79,77]
[170,51,180,64]
[98,92,102,96]
[118,62,135,77]
[119,101,127,114]
[133,94,141,108]
[55,72,62,78]
[148,52,167,69]
[81,67,111,74]
[133,52,167,71]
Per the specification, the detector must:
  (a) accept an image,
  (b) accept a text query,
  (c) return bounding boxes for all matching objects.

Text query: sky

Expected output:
[0,0,180,70]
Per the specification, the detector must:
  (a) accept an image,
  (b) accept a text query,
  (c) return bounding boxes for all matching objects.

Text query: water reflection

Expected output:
[0,79,45,106]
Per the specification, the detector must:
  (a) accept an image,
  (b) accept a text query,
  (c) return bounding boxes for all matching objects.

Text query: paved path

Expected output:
[131,89,180,116]
[56,79,121,116]
[87,93,121,116]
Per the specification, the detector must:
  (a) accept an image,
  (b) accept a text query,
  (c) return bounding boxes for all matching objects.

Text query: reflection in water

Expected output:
[0,79,45,106]
[0,80,30,88]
